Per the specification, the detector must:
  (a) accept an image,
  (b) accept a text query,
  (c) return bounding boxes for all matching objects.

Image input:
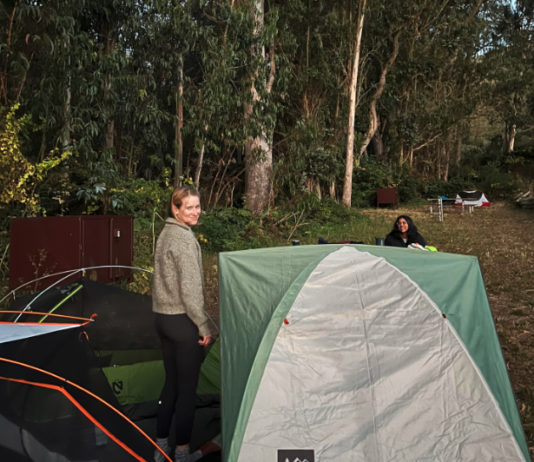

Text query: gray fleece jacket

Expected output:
[152,218,213,337]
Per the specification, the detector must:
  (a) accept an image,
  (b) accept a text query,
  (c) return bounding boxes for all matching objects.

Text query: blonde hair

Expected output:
[168,186,200,218]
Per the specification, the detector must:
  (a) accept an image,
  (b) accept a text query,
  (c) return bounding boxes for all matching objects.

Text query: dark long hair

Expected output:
[390,215,419,237]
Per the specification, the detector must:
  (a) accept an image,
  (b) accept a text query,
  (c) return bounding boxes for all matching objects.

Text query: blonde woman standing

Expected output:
[152,186,214,462]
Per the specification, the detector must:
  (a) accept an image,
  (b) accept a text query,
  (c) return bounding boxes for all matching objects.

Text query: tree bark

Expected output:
[371,130,384,159]
[506,123,516,153]
[441,143,450,181]
[359,30,400,160]
[244,0,275,214]
[342,0,366,208]
[174,57,184,187]
[329,181,336,199]
[62,86,72,153]
[194,124,209,189]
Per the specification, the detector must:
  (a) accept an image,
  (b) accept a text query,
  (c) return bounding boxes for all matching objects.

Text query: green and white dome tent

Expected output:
[219,244,530,462]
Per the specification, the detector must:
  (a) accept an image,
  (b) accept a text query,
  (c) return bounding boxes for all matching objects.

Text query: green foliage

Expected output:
[477,161,518,199]
[397,176,421,204]
[1,0,531,218]
[422,178,464,198]
[291,194,352,225]
[111,178,172,221]
[196,208,260,252]
[273,193,369,244]
[0,104,72,217]
[275,118,342,199]
[351,159,397,207]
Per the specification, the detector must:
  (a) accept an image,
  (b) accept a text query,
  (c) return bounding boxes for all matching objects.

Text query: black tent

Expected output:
[1,278,220,461]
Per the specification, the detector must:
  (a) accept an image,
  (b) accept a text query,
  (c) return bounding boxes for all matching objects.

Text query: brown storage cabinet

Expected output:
[9,215,133,290]
[376,188,398,208]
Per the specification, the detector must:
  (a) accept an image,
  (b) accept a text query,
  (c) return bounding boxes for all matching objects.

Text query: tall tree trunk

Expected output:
[440,142,450,181]
[244,0,275,214]
[371,131,384,159]
[62,86,72,153]
[194,124,209,188]
[174,56,184,187]
[244,105,272,213]
[359,30,400,159]
[329,181,336,199]
[60,34,71,156]
[342,0,366,208]
[506,123,516,153]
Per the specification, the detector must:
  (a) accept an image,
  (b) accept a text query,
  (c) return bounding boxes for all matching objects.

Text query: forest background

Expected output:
[1,0,534,457]
[1,0,534,224]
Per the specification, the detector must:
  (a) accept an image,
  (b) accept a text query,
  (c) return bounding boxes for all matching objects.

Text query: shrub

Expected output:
[112,178,171,221]
[397,176,421,203]
[352,158,396,207]
[423,178,463,198]
[196,208,259,252]
[477,161,517,199]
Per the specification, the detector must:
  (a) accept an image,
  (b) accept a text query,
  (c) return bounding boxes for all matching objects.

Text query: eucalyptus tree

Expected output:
[362,0,491,181]
[272,0,354,202]
[343,0,366,208]
[187,1,255,207]
[120,0,197,186]
[0,0,34,107]
[0,0,82,148]
[234,0,279,213]
[120,1,253,204]
[486,0,534,154]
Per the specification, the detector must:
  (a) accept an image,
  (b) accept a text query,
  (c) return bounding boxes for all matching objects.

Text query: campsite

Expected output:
[2,0,534,460]
[207,201,534,461]
[2,200,533,461]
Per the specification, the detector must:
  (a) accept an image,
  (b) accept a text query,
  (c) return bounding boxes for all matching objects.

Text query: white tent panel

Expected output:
[238,247,524,462]
[0,323,79,344]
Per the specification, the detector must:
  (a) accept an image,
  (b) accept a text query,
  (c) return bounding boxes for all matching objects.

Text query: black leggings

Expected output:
[155,313,203,445]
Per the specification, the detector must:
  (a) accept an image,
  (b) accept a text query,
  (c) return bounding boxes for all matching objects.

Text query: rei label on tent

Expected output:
[277,449,314,462]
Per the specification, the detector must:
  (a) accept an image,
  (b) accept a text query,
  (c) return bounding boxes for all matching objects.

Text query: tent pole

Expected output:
[38,284,84,323]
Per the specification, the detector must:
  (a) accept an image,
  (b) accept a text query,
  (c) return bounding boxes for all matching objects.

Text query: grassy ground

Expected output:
[203,201,534,458]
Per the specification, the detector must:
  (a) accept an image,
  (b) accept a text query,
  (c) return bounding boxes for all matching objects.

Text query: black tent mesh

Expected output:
[0,327,158,461]
[458,190,484,200]
[2,278,221,461]
[9,277,160,351]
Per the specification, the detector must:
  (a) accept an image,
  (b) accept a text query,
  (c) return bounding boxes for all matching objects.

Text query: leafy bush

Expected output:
[196,208,260,252]
[112,178,172,221]
[352,158,396,207]
[0,105,72,218]
[275,193,367,244]
[397,176,421,203]
[423,178,464,198]
[298,194,353,224]
[477,161,517,199]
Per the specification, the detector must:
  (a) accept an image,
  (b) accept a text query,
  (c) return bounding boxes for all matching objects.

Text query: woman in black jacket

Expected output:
[385,215,426,248]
